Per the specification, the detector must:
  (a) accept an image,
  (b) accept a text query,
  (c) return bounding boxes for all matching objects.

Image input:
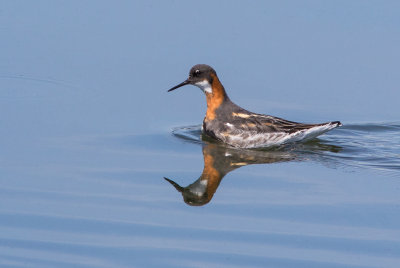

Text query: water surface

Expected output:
[1,1,400,267]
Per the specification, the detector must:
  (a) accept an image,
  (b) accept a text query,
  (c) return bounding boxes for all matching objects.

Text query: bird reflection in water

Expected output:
[164,136,341,206]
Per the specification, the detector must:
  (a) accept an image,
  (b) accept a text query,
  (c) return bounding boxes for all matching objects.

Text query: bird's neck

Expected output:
[199,150,224,203]
[205,74,229,122]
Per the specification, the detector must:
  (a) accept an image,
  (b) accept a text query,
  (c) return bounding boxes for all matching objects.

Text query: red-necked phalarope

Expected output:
[168,64,341,148]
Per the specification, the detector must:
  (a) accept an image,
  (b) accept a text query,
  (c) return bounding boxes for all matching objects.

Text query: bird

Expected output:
[168,64,341,148]
[164,142,296,206]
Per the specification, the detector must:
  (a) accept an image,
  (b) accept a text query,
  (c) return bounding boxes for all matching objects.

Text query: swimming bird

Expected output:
[168,64,341,148]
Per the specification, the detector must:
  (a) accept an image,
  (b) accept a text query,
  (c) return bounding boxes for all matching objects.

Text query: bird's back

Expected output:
[203,100,341,148]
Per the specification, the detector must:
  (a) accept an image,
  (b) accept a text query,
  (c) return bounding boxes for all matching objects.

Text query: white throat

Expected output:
[195,80,212,94]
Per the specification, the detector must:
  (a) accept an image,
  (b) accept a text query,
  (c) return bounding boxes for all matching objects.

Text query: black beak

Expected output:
[163,177,184,192]
[168,80,190,92]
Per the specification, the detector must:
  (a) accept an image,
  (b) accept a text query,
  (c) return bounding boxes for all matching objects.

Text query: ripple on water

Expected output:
[172,122,400,176]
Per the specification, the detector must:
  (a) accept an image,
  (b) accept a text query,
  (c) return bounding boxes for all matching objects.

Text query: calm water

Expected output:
[1,1,400,268]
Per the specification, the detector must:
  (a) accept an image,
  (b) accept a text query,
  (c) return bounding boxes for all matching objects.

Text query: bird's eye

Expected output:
[194,69,200,76]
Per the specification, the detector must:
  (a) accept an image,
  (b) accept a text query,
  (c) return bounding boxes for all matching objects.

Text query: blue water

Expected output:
[1,1,400,267]
[173,123,400,176]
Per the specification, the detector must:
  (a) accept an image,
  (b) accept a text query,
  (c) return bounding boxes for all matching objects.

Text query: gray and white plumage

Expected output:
[168,64,341,148]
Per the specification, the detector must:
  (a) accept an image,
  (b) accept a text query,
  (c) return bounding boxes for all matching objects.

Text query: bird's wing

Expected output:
[229,112,321,134]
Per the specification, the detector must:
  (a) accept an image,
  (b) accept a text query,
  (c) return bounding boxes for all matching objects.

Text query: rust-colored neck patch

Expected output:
[205,73,227,121]
[201,147,223,203]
